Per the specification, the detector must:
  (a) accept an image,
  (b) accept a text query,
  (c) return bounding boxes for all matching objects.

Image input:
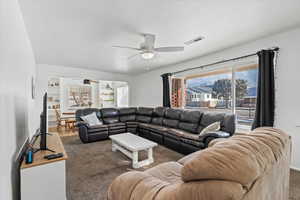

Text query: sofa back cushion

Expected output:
[136,107,153,123]
[178,110,202,133]
[198,112,225,133]
[151,107,167,125]
[181,127,290,189]
[198,112,235,134]
[119,107,137,122]
[222,114,236,135]
[101,108,120,124]
[162,108,182,128]
[153,107,166,117]
[75,108,101,122]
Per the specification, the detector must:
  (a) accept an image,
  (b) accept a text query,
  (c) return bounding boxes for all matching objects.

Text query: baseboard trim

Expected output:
[290,166,300,172]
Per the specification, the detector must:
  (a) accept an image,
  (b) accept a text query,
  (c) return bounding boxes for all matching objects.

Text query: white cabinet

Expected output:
[21,160,67,200]
[20,133,68,200]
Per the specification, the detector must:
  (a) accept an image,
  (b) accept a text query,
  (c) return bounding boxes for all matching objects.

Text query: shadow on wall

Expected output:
[0,95,29,200]
[12,95,30,200]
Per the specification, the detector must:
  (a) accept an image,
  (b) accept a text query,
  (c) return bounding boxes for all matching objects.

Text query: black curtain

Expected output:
[252,50,275,130]
[161,73,171,107]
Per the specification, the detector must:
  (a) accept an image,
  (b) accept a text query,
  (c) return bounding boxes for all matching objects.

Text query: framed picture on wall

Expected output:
[67,85,92,110]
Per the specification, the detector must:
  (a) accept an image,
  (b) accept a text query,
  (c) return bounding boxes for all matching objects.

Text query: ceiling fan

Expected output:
[113,34,184,60]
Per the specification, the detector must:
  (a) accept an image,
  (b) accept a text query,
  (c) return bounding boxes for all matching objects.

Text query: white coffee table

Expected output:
[109,133,158,169]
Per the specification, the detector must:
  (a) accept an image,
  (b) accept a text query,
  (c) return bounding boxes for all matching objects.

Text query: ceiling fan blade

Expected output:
[112,45,141,51]
[128,53,141,60]
[154,46,184,52]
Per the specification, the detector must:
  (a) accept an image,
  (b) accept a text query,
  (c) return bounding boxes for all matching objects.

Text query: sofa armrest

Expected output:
[78,125,89,143]
[108,169,246,200]
[75,121,90,128]
[108,171,168,200]
[199,131,230,147]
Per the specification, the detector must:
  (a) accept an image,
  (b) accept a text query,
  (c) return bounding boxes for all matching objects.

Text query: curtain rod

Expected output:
[168,47,279,76]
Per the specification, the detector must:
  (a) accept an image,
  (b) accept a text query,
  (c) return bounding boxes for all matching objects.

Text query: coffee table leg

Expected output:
[148,148,153,163]
[112,141,117,152]
[132,151,139,169]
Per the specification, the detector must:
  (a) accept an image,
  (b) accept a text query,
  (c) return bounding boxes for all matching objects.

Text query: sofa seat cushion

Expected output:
[163,128,183,140]
[109,129,126,135]
[139,123,167,133]
[165,128,203,147]
[107,122,126,130]
[180,131,199,141]
[126,121,139,128]
[126,121,139,125]
[138,123,151,129]
[181,138,205,148]
[107,122,125,127]
[87,124,108,133]
[165,128,191,138]
[109,126,126,131]
[145,161,183,184]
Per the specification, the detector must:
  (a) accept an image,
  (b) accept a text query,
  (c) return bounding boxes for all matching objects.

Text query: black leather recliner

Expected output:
[75,106,235,155]
[101,108,126,135]
[119,107,137,134]
[75,108,108,143]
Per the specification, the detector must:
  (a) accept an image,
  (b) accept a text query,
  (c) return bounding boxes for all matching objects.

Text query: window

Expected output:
[234,65,258,129]
[173,64,258,130]
[185,69,232,113]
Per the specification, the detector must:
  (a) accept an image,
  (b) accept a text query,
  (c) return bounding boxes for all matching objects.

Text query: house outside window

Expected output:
[172,64,258,130]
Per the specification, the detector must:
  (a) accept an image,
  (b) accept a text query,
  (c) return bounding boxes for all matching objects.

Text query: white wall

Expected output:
[131,27,300,169]
[35,64,132,131]
[0,0,36,199]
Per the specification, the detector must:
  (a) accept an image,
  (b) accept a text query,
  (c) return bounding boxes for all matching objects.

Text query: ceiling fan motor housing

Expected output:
[141,34,155,50]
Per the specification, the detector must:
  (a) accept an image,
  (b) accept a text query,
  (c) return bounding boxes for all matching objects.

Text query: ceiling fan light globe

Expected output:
[141,52,154,59]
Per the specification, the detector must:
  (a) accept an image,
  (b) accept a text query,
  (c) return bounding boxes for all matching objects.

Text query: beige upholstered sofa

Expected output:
[107,127,291,200]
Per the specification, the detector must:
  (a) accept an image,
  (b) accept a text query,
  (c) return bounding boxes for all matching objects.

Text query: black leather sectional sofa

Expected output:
[75,107,235,155]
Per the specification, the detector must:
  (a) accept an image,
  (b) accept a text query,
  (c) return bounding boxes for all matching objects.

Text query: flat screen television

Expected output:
[39,92,47,150]
[32,92,54,153]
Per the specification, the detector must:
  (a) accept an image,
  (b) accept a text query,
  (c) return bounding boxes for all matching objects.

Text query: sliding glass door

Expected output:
[173,64,258,130]
[185,69,232,114]
[234,65,258,129]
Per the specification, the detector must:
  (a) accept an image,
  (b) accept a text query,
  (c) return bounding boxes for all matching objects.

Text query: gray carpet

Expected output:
[62,136,300,200]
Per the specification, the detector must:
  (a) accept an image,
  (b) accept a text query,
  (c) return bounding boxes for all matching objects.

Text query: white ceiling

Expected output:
[19,0,300,74]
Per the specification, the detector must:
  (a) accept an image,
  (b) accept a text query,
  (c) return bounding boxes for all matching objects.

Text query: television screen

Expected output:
[40,92,47,149]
